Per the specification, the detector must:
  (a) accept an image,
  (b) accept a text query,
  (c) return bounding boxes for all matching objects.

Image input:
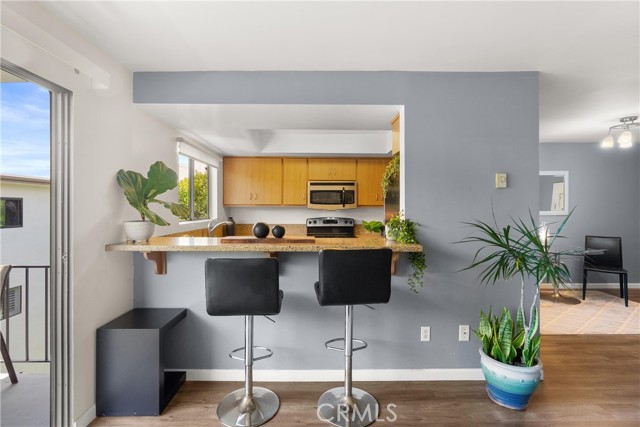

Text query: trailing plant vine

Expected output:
[381,156,400,198]
[386,212,427,293]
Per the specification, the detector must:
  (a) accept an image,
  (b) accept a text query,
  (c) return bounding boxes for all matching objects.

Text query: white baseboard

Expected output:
[182,369,484,382]
[541,282,639,290]
[74,404,95,427]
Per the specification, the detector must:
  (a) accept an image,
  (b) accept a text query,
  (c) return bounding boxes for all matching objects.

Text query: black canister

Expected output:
[225,217,236,236]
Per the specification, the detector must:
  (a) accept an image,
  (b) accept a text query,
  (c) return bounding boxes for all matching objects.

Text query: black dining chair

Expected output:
[582,236,628,307]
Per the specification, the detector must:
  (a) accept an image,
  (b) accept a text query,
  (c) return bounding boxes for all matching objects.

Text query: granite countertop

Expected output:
[105,235,422,253]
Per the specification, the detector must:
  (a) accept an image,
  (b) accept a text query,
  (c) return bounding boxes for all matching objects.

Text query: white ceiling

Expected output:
[38,0,640,148]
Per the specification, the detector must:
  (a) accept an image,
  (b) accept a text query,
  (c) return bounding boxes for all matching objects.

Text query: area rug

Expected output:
[541,290,640,335]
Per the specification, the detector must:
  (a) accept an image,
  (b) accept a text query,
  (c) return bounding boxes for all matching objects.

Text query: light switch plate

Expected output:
[495,173,508,189]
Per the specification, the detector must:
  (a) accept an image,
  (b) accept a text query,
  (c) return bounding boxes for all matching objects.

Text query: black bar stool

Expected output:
[205,258,283,427]
[314,249,392,427]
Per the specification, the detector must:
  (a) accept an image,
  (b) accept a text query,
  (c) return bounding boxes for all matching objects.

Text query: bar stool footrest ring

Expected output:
[229,345,273,362]
[324,337,368,352]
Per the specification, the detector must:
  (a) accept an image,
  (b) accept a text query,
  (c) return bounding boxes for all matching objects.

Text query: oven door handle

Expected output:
[342,188,346,207]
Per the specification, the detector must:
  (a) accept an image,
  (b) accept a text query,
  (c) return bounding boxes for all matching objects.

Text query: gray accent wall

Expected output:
[133,71,539,370]
[540,143,640,282]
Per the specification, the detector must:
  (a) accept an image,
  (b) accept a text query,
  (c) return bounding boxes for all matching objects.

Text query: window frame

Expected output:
[178,153,215,222]
[0,197,24,229]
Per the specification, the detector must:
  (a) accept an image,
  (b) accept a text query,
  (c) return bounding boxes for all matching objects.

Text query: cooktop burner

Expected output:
[306,217,355,238]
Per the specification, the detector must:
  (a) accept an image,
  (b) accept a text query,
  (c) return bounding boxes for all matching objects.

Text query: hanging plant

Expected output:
[386,212,427,293]
[381,156,400,198]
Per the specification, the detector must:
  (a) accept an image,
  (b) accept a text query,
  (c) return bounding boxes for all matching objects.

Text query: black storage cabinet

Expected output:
[96,308,187,416]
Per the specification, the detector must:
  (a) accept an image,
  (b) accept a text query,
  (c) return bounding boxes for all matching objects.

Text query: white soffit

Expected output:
[137,104,400,156]
[36,0,640,144]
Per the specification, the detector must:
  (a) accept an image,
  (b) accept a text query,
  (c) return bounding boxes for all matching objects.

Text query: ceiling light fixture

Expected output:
[601,116,638,149]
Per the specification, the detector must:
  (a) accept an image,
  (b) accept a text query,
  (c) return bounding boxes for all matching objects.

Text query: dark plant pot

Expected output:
[272,225,285,238]
[252,222,270,238]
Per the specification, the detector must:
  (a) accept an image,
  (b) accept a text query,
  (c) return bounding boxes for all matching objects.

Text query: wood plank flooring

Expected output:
[90,335,640,426]
[599,288,640,304]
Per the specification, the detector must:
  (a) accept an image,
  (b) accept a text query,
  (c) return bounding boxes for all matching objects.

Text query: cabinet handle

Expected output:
[249,192,253,201]
[376,194,379,201]
[254,192,258,200]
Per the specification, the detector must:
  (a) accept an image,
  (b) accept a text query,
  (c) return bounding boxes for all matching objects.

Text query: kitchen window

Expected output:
[178,154,212,221]
[0,197,23,228]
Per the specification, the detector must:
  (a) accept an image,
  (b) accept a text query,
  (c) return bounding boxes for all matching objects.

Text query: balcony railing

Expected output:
[1,265,50,363]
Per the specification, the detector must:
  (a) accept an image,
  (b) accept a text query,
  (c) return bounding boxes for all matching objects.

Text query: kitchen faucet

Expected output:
[207,218,235,237]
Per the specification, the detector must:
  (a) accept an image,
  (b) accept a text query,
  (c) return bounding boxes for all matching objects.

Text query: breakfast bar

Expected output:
[105,235,422,275]
[103,229,425,377]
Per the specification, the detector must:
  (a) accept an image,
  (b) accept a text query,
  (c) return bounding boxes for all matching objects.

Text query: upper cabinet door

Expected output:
[308,159,356,181]
[223,158,282,205]
[223,157,253,205]
[282,158,308,206]
[251,158,283,205]
[357,158,390,206]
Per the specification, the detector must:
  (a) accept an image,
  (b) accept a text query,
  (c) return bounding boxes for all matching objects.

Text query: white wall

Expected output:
[0,181,50,265]
[0,182,50,362]
[226,206,384,225]
[1,2,203,422]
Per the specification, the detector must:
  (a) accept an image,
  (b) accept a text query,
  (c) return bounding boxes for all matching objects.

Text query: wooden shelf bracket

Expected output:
[143,251,166,275]
[391,253,399,275]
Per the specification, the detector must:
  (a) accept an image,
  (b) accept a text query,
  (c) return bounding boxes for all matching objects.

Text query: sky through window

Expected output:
[0,80,51,178]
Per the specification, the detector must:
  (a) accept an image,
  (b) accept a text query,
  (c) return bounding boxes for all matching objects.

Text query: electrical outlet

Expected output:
[459,325,470,341]
[495,173,508,189]
[421,326,431,342]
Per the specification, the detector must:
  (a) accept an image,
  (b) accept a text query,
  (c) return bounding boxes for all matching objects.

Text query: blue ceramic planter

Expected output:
[479,348,542,410]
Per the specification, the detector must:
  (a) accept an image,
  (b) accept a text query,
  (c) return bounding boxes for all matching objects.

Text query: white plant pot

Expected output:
[123,220,155,242]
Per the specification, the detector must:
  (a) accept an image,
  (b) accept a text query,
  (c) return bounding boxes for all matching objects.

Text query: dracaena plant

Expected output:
[459,209,573,367]
[116,161,190,226]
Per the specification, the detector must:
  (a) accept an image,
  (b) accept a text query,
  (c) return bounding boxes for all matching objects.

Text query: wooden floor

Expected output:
[90,334,640,426]
[600,288,640,303]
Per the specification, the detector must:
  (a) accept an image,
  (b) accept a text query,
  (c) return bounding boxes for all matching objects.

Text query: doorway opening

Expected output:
[0,61,72,426]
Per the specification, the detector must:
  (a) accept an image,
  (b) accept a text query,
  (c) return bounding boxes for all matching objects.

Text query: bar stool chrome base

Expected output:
[317,387,379,427]
[217,387,280,427]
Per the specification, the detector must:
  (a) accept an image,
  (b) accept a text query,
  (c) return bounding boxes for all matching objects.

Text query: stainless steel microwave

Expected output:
[307,181,358,210]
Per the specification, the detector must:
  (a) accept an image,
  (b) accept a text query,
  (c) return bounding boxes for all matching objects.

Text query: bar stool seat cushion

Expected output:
[315,249,392,306]
[205,258,282,316]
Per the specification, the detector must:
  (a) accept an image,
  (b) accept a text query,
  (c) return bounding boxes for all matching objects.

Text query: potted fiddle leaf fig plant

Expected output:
[116,161,190,242]
[458,210,573,410]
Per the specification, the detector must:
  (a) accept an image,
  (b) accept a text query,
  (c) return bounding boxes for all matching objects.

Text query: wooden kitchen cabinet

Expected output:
[282,158,308,205]
[308,158,356,181]
[357,158,390,206]
[223,157,283,205]
[391,113,400,155]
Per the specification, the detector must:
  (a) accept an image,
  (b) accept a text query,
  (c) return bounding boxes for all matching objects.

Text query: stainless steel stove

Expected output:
[306,217,355,238]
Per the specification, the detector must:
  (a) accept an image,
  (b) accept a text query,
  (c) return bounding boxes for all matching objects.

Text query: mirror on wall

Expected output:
[539,171,569,216]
